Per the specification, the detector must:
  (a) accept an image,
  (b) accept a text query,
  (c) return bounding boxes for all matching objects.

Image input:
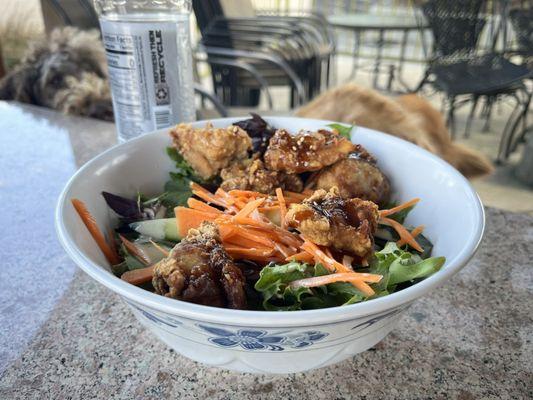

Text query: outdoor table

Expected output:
[328,13,427,90]
[0,101,531,399]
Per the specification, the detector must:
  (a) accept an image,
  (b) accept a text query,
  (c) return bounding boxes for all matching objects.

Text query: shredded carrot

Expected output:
[121,265,154,285]
[397,225,425,247]
[234,198,265,221]
[299,242,377,295]
[187,198,222,214]
[258,206,281,211]
[379,198,420,218]
[224,245,273,255]
[190,182,228,208]
[275,188,288,229]
[225,246,275,261]
[300,240,350,273]
[149,240,170,257]
[71,199,121,265]
[218,224,237,241]
[234,216,302,247]
[217,188,246,210]
[288,273,381,296]
[286,251,315,263]
[228,189,269,198]
[174,206,220,237]
[380,217,424,252]
[119,235,150,266]
[295,247,377,296]
[227,225,275,248]
[274,242,292,258]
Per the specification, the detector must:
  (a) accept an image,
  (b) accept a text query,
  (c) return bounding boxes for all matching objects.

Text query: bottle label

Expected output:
[100,20,183,139]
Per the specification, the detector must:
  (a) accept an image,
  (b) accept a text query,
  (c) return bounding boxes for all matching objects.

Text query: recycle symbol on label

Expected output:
[156,87,169,101]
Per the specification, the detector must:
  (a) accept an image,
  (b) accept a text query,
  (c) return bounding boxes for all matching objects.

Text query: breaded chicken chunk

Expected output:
[315,145,391,206]
[264,129,355,174]
[220,156,303,194]
[152,222,247,309]
[286,187,379,258]
[169,122,252,179]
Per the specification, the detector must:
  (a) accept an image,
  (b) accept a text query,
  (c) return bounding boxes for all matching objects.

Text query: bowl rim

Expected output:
[55,116,485,327]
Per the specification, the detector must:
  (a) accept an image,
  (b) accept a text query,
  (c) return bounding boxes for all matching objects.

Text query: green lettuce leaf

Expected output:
[254,261,311,310]
[388,255,445,286]
[166,147,196,178]
[162,147,207,210]
[160,177,193,211]
[327,123,355,139]
[368,242,445,290]
[255,262,368,311]
[381,201,415,224]
[253,245,445,311]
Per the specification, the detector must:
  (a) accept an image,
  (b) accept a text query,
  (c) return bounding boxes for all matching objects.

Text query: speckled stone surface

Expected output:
[0,103,532,399]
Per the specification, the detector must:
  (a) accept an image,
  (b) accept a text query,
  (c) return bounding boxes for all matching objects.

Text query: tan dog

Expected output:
[296,84,493,178]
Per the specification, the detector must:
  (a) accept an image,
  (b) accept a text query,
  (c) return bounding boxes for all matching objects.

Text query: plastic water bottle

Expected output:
[93,0,196,142]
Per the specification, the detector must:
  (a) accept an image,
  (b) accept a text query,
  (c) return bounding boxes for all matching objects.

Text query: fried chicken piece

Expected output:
[281,174,305,193]
[286,187,379,258]
[169,122,252,179]
[315,145,391,206]
[152,222,247,309]
[220,156,303,194]
[264,129,355,174]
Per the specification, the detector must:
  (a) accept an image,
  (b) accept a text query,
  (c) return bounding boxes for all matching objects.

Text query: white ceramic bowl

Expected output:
[56,117,484,374]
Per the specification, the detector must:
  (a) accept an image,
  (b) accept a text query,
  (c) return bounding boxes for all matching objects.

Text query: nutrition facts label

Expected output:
[100,20,182,140]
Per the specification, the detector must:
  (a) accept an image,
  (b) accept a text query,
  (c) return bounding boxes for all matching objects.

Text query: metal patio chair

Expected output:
[416,0,531,138]
[496,0,533,162]
[193,0,334,108]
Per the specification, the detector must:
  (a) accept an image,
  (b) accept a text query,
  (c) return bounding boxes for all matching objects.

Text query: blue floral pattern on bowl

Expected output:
[198,325,328,351]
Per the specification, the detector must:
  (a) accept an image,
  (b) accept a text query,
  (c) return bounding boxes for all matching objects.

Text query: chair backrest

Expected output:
[421,0,486,61]
[192,1,225,33]
[40,0,99,33]
[193,0,255,33]
[509,1,533,55]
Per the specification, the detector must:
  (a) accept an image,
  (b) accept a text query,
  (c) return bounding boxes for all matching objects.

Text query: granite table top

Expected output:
[0,102,531,399]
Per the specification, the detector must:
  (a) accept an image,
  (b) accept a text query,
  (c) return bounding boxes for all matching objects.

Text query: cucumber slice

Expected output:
[262,208,281,226]
[130,218,180,242]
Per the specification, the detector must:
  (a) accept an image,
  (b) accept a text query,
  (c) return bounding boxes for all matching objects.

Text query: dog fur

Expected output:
[296,84,494,178]
[0,27,113,121]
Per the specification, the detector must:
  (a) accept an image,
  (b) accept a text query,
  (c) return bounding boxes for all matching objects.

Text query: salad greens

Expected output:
[327,123,355,140]
[160,147,196,210]
[160,147,217,212]
[254,244,445,311]
[97,116,446,311]
[254,261,366,310]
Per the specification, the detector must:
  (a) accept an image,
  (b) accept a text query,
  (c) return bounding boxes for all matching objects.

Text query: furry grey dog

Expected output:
[0,27,114,121]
